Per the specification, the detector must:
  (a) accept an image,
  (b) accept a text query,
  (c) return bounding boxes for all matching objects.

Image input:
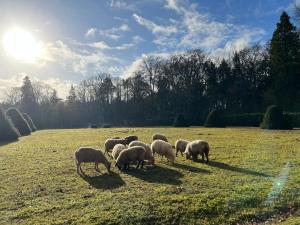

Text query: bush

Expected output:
[260,105,293,130]
[225,113,264,127]
[173,114,189,127]
[89,123,98,128]
[0,107,20,141]
[287,113,300,128]
[102,124,112,128]
[22,113,37,131]
[6,108,32,135]
[204,109,226,127]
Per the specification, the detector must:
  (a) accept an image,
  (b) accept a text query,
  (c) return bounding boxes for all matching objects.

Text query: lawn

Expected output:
[0,127,299,225]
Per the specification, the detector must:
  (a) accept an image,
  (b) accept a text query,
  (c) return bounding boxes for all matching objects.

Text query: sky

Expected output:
[0,0,298,99]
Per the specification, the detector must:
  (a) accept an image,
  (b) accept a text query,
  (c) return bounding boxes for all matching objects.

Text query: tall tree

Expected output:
[20,76,39,121]
[269,11,300,110]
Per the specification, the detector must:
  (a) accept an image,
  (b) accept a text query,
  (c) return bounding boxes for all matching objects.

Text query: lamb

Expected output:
[124,135,138,144]
[75,147,111,175]
[104,138,129,155]
[129,141,155,165]
[175,139,189,157]
[151,140,175,163]
[115,146,146,170]
[184,140,210,162]
[112,144,127,160]
[152,133,168,142]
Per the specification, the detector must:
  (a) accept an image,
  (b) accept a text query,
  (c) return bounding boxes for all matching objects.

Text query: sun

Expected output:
[3,28,43,63]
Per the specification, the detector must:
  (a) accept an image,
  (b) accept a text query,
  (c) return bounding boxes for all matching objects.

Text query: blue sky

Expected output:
[0,0,298,99]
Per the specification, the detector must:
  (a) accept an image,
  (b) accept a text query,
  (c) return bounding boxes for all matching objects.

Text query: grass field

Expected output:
[0,127,299,225]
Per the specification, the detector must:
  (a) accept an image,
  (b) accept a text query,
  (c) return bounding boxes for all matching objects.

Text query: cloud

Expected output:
[108,0,136,11]
[133,13,178,35]
[85,28,97,38]
[0,74,74,100]
[132,0,265,55]
[85,24,130,40]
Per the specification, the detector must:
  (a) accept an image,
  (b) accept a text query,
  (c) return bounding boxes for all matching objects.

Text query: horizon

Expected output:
[0,0,299,100]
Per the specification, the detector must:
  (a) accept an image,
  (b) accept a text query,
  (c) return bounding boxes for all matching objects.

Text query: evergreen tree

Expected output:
[269,11,300,110]
[20,76,39,121]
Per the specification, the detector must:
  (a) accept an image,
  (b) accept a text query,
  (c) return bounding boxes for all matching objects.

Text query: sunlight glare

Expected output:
[3,28,43,63]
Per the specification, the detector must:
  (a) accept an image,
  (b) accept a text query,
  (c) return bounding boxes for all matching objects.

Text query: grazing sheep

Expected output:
[184,140,210,162]
[124,135,138,144]
[175,139,189,157]
[152,133,168,142]
[104,138,129,155]
[129,141,155,165]
[151,140,175,163]
[115,146,146,170]
[112,144,127,160]
[75,147,111,175]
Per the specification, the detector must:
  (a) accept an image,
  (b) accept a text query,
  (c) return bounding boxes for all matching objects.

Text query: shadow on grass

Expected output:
[171,162,211,174]
[126,165,183,185]
[81,171,125,189]
[207,161,273,178]
[0,140,18,147]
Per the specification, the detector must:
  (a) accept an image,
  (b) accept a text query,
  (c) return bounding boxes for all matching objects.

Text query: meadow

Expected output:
[0,127,299,225]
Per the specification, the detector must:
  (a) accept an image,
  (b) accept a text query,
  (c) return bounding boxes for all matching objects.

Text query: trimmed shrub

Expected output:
[287,113,300,128]
[89,123,98,128]
[204,109,226,127]
[225,113,264,127]
[22,113,37,131]
[102,124,112,128]
[173,114,189,127]
[260,105,293,130]
[6,108,32,135]
[0,107,20,141]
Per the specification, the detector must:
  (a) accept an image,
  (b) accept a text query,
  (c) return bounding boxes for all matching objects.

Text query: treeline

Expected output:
[0,12,299,129]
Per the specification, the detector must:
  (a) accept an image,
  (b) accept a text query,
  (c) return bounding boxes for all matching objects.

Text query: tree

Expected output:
[269,12,300,110]
[0,107,20,141]
[22,113,37,131]
[20,76,39,122]
[173,114,189,127]
[6,107,31,135]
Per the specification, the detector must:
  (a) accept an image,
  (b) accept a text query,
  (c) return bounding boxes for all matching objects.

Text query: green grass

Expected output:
[0,127,299,225]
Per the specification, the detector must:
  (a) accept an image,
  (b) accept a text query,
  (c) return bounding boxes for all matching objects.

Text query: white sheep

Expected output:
[151,140,175,163]
[115,146,146,170]
[75,147,111,175]
[104,138,129,155]
[175,139,189,157]
[129,141,155,165]
[184,140,210,162]
[111,144,127,160]
[152,133,168,142]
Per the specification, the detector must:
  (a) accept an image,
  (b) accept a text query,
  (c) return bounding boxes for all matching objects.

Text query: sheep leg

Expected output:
[181,151,184,157]
[205,152,209,162]
[136,161,140,169]
[76,161,80,175]
[176,149,178,157]
[141,161,144,169]
[95,163,100,172]
[79,163,84,175]
[201,153,205,161]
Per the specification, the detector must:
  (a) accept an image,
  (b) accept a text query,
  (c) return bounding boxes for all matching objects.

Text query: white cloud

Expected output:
[132,0,266,55]
[85,24,130,40]
[0,74,74,100]
[85,28,97,39]
[133,13,178,35]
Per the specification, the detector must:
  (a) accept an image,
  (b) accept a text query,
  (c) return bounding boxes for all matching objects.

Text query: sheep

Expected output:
[115,146,146,170]
[129,141,155,165]
[104,138,129,155]
[112,144,127,160]
[184,140,210,162]
[175,139,189,157]
[151,140,175,163]
[124,135,138,144]
[152,133,168,142]
[75,147,111,175]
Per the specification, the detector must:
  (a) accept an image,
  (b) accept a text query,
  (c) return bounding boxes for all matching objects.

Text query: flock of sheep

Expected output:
[75,133,210,175]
